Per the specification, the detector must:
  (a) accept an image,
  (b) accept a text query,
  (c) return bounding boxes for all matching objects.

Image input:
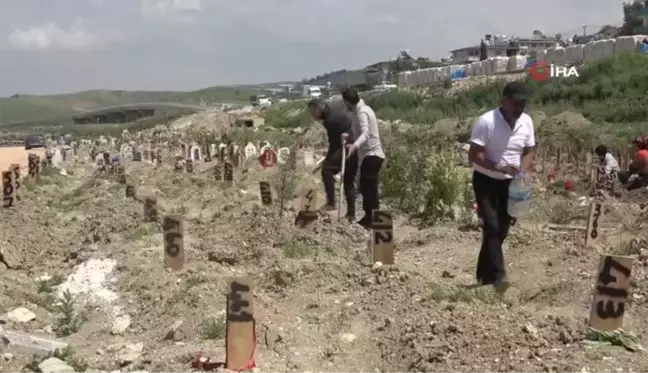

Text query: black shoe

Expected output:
[357,215,370,229]
[493,276,510,294]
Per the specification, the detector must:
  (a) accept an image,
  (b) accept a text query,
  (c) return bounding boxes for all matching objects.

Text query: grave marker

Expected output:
[185,159,193,173]
[133,150,142,161]
[28,154,40,177]
[2,171,15,208]
[588,254,633,331]
[163,215,185,270]
[585,201,603,248]
[125,184,136,199]
[259,182,272,205]
[116,165,126,184]
[371,210,395,265]
[10,164,21,202]
[224,162,233,184]
[295,188,317,227]
[214,162,223,181]
[143,195,158,221]
[225,277,256,371]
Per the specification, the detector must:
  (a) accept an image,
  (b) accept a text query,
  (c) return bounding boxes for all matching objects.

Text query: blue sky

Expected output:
[0,0,629,95]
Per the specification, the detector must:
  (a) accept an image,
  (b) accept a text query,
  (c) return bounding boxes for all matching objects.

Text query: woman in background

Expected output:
[618,137,648,190]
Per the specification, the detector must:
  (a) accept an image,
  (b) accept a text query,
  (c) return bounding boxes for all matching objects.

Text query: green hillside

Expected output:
[0,86,261,125]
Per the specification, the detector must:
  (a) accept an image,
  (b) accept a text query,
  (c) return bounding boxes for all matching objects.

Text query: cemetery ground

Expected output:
[2,53,648,372]
[0,135,647,373]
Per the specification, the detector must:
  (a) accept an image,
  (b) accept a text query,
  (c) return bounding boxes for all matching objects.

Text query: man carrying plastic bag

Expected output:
[467,82,535,293]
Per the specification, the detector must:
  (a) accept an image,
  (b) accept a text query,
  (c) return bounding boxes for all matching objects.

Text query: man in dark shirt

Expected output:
[308,99,358,220]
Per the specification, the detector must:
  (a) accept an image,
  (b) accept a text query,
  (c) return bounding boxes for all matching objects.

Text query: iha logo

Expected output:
[529,62,579,81]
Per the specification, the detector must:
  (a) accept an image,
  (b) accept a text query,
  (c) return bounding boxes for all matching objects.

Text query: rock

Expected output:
[2,353,13,362]
[38,357,75,373]
[164,320,183,340]
[523,323,539,339]
[371,262,383,272]
[0,329,68,356]
[110,342,144,366]
[111,315,131,335]
[0,244,21,268]
[339,333,357,343]
[6,307,35,323]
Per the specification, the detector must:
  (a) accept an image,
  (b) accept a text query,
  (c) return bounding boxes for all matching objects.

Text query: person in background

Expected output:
[618,136,648,190]
[468,82,535,293]
[594,145,620,174]
[307,99,357,220]
[341,87,385,229]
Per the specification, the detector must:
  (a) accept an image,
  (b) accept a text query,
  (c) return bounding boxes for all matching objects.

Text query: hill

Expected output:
[0,86,262,125]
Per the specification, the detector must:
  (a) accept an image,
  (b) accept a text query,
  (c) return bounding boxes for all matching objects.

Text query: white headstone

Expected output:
[244,142,258,160]
[277,147,290,164]
[51,148,63,168]
[210,144,217,159]
[190,145,201,162]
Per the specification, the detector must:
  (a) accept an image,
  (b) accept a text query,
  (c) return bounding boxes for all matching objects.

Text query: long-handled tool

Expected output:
[338,138,346,219]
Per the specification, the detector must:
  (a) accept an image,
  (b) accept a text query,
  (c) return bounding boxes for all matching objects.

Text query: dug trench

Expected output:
[1,141,648,372]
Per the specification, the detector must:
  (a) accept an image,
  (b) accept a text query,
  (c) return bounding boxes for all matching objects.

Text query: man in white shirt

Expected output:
[342,87,386,229]
[468,82,535,293]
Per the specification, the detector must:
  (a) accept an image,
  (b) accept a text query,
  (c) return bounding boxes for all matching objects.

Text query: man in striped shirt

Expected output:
[342,88,386,229]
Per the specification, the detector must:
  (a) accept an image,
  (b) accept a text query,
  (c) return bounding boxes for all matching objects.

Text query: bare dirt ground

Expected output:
[0,146,46,174]
[1,142,647,373]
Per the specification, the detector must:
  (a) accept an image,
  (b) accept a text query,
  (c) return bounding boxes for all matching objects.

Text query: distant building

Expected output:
[450,37,557,63]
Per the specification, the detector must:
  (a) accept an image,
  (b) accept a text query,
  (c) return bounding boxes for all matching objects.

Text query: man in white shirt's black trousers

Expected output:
[468,82,535,293]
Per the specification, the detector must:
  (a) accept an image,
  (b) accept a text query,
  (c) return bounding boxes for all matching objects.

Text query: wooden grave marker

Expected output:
[133,150,142,161]
[295,187,317,227]
[143,195,158,221]
[2,171,15,208]
[585,201,603,248]
[125,184,136,199]
[116,165,126,184]
[225,277,256,371]
[371,210,395,265]
[224,162,233,185]
[163,215,185,270]
[588,254,633,331]
[185,159,193,173]
[28,154,40,177]
[214,162,223,181]
[10,164,21,202]
[259,182,272,205]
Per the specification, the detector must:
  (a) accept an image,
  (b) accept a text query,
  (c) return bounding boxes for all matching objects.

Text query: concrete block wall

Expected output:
[397,34,647,88]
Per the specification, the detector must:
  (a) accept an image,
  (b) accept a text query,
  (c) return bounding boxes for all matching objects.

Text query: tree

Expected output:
[620,1,643,36]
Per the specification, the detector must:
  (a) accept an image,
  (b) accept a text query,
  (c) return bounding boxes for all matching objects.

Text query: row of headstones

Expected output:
[2,154,50,208]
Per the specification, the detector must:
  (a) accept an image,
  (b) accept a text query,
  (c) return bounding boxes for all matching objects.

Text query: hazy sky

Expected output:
[0,0,628,96]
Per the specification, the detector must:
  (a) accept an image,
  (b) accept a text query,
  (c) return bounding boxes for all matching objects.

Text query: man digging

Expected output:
[307,99,358,222]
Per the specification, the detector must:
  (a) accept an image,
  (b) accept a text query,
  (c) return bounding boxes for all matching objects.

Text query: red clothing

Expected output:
[637,149,648,161]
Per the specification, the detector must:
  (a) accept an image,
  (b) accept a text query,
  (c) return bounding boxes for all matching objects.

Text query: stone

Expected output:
[6,307,36,323]
[38,357,75,373]
[111,315,131,335]
[0,329,68,357]
[339,333,357,343]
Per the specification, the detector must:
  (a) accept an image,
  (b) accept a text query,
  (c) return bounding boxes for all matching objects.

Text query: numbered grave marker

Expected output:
[163,215,185,270]
[185,159,193,173]
[224,162,233,184]
[214,162,223,181]
[133,150,142,161]
[588,254,633,331]
[371,210,395,265]
[585,201,603,248]
[226,277,256,371]
[295,188,317,227]
[143,195,158,221]
[10,164,21,202]
[28,154,39,177]
[259,182,272,205]
[2,171,15,208]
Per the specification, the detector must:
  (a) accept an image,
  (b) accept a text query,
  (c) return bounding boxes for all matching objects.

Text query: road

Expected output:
[0,147,46,174]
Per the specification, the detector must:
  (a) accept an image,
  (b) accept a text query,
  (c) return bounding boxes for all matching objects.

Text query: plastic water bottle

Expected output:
[508,173,532,218]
